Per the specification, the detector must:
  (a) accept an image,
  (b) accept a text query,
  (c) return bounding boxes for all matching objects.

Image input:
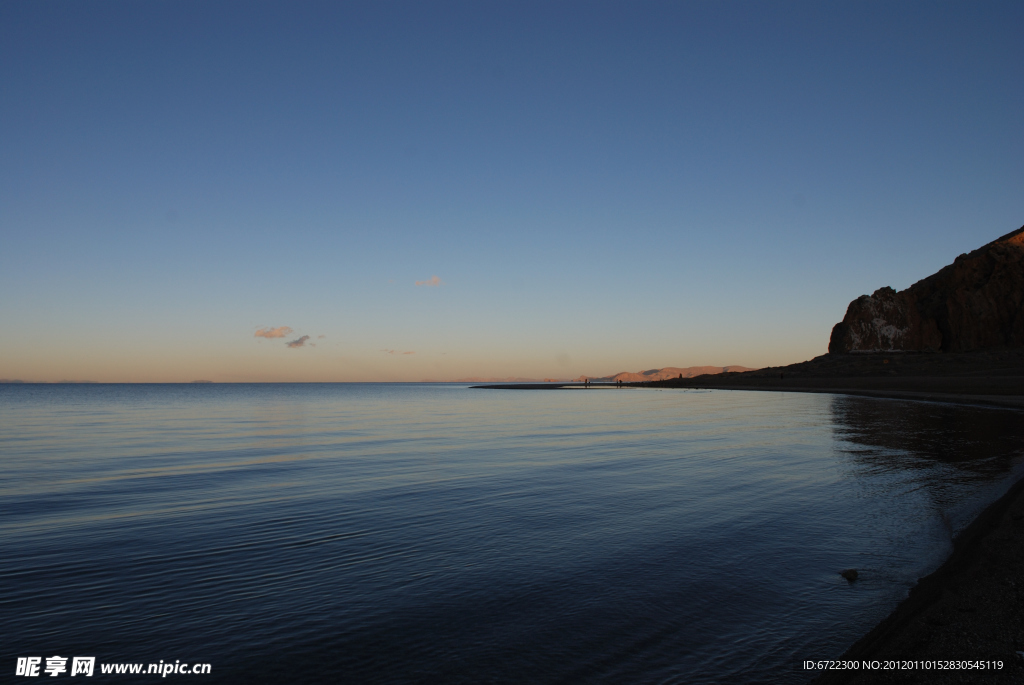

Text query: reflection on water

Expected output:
[830,396,1024,532]
[832,396,1024,469]
[1,384,1022,684]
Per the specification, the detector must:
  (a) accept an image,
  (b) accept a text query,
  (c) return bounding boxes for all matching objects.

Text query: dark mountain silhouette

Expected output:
[830,225,1024,353]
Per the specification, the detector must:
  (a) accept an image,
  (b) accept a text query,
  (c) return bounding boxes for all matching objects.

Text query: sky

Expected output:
[1,1,1022,382]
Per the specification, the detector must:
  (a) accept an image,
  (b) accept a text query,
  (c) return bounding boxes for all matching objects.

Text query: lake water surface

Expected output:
[3,384,1024,683]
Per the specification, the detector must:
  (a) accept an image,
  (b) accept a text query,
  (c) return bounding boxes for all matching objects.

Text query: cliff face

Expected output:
[829,225,1024,353]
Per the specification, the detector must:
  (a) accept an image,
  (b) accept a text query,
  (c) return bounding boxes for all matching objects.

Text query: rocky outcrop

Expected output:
[829,225,1024,353]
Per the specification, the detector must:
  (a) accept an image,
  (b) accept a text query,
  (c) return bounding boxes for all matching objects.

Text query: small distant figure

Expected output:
[678,373,682,380]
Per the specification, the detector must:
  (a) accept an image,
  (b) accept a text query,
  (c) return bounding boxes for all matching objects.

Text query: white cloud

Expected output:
[255,326,293,339]
[415,275,443,287]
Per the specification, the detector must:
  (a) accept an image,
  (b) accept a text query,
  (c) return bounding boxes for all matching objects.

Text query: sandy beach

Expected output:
[645,350,1024,405]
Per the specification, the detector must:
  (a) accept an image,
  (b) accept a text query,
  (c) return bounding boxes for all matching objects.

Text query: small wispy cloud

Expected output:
[381,349,415,355]
[318,335,326,339]
[255,326,293,339]
[403,351,415,355]
[415,275,443,287]
[286,335,311,348]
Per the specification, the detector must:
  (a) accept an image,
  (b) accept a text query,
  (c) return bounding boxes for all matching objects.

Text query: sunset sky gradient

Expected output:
[2,1,1022,382]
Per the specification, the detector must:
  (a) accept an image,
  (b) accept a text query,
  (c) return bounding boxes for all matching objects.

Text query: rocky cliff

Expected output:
[829,225,1024,353]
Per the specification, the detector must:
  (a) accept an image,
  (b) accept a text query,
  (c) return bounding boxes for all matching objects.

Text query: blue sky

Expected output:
[1,1,1022,381]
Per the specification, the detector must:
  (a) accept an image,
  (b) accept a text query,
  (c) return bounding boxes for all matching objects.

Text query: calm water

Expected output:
[3,384,1024,683]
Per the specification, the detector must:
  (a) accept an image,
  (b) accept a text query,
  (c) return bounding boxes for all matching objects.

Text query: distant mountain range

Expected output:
[426,366,756,384]
[576,366,757,383]
[428,376,571,383]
